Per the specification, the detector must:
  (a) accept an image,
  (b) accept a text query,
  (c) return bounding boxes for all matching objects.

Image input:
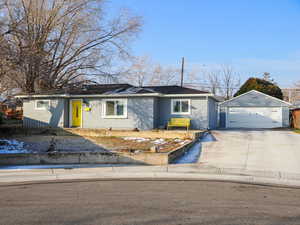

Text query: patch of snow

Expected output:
[152,138,166,145]
[0,164,131,170]
[122,137,150,142]
[174,139,183,142]
[179,140,190,145]
[201,133,216,142]
[173,133,214,164]
[0,139,29,154]
[173,142,202,164]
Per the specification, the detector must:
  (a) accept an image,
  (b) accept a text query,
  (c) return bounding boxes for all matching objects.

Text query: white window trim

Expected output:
[35,100,51,110]
[171,99,191,115]
[102,99,128,119]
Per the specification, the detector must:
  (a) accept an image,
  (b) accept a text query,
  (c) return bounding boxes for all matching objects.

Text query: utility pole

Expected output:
[180,57,185,87]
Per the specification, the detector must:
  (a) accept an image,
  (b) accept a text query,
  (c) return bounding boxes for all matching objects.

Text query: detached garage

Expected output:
[219,90,292,129]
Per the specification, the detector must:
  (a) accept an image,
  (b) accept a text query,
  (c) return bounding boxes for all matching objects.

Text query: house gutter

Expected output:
[15,93,160,98]
[161,94,220,102]
[15,93,220,101]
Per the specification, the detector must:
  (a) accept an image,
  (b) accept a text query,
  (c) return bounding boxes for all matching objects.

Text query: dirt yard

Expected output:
[88,136,191,153]
[0,128,198,154]
[1,135,191,154]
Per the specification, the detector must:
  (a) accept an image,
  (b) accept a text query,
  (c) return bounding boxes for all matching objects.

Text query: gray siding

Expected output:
[282,107,290,127]
[208,97,218,129]
[153,97,159,128]
[22,96,217,130]
[219,106,226,128]
[81,97,155,130]
[157,97,209,130]
[63,99,69,127]
[23,98,65,128]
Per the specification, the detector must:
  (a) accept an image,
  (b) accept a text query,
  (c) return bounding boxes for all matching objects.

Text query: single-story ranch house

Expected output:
[16,85,293,130]
[16,84,220,130]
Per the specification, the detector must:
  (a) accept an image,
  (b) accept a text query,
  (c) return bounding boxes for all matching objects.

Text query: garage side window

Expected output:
[171,99,190,115]
[35,100,50,110]
[103,99,127,118]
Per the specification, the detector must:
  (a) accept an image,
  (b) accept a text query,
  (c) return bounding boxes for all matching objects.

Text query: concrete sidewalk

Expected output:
[2,164,300,188]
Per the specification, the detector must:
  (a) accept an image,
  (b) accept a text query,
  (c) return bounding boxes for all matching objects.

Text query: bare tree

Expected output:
[286,81,300,104]
[199,65,240,98]
[122,55,153,86]
[149,64,180,86]
[121,55,181,86]
[0,0,142,93]
[0,22,18,93]
[220,65,240,100]
[204,70,221,95]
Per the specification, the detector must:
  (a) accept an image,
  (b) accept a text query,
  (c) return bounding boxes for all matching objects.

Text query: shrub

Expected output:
[234,77,283,99]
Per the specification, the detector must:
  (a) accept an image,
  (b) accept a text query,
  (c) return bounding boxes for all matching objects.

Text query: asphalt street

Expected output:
[1,180,300,225]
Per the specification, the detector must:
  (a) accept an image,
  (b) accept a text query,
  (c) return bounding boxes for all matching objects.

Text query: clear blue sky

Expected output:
[110,0,300,87]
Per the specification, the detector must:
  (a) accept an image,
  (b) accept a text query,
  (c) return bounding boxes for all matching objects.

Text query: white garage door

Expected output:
[227,107,282,128]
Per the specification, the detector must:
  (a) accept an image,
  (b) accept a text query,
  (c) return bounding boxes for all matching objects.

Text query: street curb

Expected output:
[2,168,300,189]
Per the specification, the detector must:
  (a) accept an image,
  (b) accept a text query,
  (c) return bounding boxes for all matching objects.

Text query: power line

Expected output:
[184,82,241,90]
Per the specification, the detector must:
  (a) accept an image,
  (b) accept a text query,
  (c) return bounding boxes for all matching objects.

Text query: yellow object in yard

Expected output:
[84,107,91,112]
[71,100,82,127]
[167,118,191,130]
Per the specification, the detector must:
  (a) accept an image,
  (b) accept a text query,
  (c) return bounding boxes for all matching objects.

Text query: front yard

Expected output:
[88,136,190,153]
[0,128,196,155]
[0,128,205,165]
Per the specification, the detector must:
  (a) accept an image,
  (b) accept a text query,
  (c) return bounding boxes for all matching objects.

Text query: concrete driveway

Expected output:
[199,130,300,174]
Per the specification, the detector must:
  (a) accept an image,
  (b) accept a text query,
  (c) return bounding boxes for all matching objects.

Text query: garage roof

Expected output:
[219,90,292,107]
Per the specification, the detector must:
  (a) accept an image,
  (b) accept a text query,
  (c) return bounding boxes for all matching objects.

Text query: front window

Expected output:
[171,99,190,114]
[103,99,127,118]
[35,100,50,110]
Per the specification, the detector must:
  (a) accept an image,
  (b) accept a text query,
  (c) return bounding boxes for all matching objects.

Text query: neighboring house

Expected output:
[293,100,300,109]
[0,96,23,120]
[282,88,300,105]
[0,96,22,112]
[291,108,300,129]
[16,84,220,130]
[219,90,292,129]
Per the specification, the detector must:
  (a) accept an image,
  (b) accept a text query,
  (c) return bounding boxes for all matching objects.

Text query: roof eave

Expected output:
[161,93,220,101]
[15,93,161,98]
[15,93,218,99]
[161,93,214,97]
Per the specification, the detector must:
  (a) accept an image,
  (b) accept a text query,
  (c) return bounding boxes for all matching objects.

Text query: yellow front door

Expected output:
[71,100,82,127]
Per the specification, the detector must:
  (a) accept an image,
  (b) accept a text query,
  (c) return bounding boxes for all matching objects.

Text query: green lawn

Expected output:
[294,129,300,134]
[3,119,22,125]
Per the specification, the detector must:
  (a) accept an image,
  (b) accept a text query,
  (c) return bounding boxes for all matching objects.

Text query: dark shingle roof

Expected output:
[142,85,209,94]
[18,84,210,96]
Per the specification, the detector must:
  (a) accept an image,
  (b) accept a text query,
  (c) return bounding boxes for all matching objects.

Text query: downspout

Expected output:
[206,96,210,130]
[217,102,220,128]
